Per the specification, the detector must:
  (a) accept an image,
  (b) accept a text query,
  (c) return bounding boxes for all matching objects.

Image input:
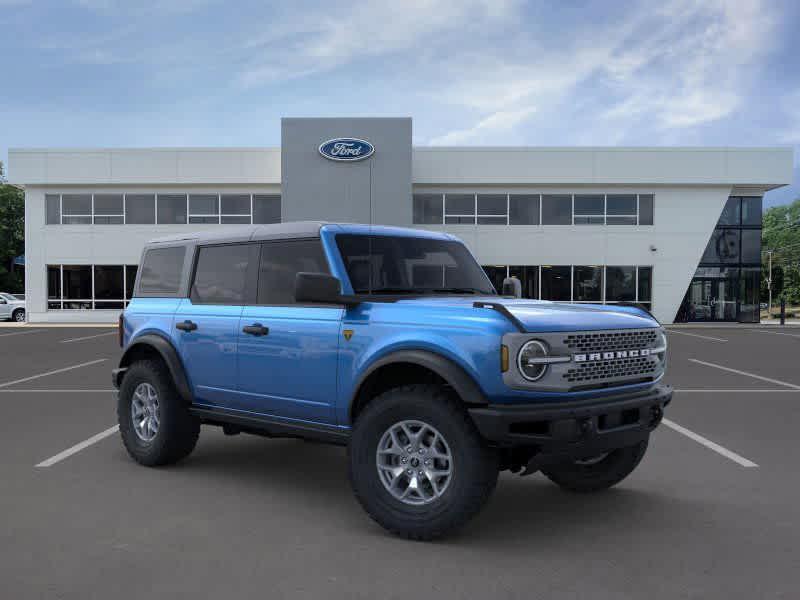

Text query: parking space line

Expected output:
[59,331,117,343]
[747,329,800,339]
[662,418,758,468]
[0,359,107,389]
[35,425,119,468]
[0,329,45,338]
[0,389,115,393]
[689,358,800,390]
[666,330,727,342]
[661,419,758,468]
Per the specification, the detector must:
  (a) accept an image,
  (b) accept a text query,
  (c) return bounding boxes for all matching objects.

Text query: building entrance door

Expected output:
[684,277,738,321]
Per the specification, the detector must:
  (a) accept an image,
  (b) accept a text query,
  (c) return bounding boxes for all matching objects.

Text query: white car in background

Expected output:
[0,293,26,322]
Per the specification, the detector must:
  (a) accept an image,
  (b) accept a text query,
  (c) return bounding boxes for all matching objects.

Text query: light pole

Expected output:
[767,250,773,319]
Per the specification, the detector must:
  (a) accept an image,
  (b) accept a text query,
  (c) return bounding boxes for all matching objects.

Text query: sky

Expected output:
[1,0,798,207]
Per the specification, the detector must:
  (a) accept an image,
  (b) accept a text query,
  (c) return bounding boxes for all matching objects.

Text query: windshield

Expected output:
[336,234,497,295]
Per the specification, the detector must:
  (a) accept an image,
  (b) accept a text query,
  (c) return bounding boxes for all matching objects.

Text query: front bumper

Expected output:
[468,384,672,457]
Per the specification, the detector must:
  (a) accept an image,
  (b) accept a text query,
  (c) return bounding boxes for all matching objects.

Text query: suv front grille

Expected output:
[563,355,657,384]
[563,330,658,353]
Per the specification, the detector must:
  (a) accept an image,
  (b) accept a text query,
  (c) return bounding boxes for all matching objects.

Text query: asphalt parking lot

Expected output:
[1,325,798,599]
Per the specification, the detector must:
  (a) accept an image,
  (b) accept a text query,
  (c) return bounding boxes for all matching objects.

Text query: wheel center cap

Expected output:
[410,457,420,468]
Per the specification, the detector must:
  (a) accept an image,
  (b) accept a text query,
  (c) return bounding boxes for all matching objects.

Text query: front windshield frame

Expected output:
[335,233,497,297]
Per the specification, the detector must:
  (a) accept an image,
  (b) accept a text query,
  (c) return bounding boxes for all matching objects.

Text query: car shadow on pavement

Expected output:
[146,433,700,544]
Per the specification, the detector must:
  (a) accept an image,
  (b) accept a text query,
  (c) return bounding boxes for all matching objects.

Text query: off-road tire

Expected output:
[349,384,498,541]
[12,309,25,322]
[542,438,649,493]
[118,359,200,466]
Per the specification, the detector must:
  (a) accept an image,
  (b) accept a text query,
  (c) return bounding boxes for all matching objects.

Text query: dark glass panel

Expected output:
[638,194,654,225]
[740,229,761,263]
[741,197,762,226]
[412,194,443,224]
[93,265,124,300]
[701,229,740,263]
[508,266,539,299]
[541,195,572,225]
[138,247,186,295]
[258,240,330,305]
[482,266,507,294]
[637,267,652,302]
[125,265,138,299]
[540,266,571,300]
[190,244,251,305]
[509,194,540,225]
[47,266,61,299]
[253,194,281,224]
[739,267,760,323]
[125,194,156,224]
[605,266,636,301]
[477,194,507,215]
[62,265,92,299]
[573,266,602,301]
[157,194,188,224]
[717,197,740,226]
[46,194,60,224]
[221,194,251,215]
[606,194,637,215]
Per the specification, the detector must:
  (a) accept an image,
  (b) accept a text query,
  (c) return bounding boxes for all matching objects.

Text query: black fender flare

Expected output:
[350,349,488,419]
[117,333,194,403]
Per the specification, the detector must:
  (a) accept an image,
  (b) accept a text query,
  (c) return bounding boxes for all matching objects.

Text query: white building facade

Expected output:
[8,118,793,324]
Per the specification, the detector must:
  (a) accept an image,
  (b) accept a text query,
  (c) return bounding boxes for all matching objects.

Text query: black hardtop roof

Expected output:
[146,221,329,246]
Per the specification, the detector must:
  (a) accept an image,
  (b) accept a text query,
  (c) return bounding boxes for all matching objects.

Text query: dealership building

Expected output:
[8,117,794,324]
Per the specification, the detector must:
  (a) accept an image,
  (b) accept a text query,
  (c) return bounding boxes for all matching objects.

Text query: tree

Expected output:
[762,197,800,305]
[0,162,25,293]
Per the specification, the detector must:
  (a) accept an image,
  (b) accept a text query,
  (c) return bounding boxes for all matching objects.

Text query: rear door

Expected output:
[236,239,342,424]
[174,242,258,408]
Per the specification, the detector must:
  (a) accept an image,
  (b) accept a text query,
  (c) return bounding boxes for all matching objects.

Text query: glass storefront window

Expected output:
[573,266,602,301]
[739,267,760,323]
[606,266,636,301]
[717,197,741,225]
[637,267,652,302]
[482,266,507,294]
[509,195,540,225]
[541,266,571,301]
[740,229,762,263]
[509,266,539,299]
[444,194,475,224]
[702,229,741,263]
[741,196,762,226]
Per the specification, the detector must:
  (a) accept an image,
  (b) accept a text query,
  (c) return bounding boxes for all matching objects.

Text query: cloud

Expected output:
[429,107,536,145]
[237,0,518,88]
[428,0,779,144]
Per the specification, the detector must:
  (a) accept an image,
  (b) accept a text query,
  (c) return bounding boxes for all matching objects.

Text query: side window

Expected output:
[190,244,252,305]
[257,240,329,305]
[138,246,186,295]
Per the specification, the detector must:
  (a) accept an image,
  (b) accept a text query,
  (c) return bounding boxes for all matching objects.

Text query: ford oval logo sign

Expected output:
[318,138,375,162]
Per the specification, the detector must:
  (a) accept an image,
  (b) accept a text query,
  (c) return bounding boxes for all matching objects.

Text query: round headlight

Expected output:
[517,340,549,381]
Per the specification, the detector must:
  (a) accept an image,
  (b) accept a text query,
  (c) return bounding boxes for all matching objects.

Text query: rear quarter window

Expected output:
[137,246,187,296]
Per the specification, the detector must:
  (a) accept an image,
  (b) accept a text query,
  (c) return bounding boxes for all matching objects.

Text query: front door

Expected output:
[685,277,738,321]
[0,297,10,319]
[173,243,258,407]
[236,239,342,425]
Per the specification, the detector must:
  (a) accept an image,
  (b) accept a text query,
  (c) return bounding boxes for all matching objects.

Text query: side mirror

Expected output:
[501,277,522,298]
[295,272,347,304]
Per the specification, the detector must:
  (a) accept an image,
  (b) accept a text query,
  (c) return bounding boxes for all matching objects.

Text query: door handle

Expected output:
[176,320,198,332]
[242,323,269,336]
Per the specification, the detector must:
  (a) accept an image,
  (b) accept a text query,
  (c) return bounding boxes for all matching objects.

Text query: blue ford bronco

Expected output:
[113,222,671,540]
